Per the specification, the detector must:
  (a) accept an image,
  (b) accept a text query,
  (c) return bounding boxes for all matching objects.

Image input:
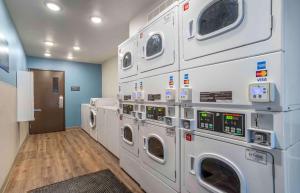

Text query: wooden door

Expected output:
[30,69,65,134]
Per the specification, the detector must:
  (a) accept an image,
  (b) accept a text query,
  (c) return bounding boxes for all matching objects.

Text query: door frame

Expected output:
[29,68,66,133]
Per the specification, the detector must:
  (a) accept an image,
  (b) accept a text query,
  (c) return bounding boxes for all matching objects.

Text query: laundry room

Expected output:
[0,0,300,193]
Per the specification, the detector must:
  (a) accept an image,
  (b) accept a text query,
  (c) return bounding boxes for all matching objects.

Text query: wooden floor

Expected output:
[4,129,143,193]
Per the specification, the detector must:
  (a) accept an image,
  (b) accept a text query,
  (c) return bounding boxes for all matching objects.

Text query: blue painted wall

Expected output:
[0,0,27,86]
[27,56,102,128]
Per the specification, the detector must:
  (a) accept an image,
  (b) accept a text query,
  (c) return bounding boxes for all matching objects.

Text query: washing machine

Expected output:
[137,72,181,193]
[89,98,98,140]
[180,106,300,193]
[118,34,138,81]
[118,79,142,184]
[81,104,90,134]
[138,1,179,78]
[179,0,300,70]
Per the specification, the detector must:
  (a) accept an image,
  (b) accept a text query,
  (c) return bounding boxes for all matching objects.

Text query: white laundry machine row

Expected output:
[180,107,300,193]
[137,2,179,78]
[179,0,300,71]
[136,72,181,193]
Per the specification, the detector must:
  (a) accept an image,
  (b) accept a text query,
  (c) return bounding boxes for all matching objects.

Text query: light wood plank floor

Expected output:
[4,129,143,193]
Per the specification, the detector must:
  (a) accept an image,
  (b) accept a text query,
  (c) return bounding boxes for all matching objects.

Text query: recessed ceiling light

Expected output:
[44,41,54,46]
[45,2,62,12]
[73,46,80,51]
[90,16,102,24]
[44,52,51,57]
[67,55,74,60]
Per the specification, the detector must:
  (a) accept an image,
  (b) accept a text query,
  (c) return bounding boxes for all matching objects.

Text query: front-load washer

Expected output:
[180,107,300,193]
[118,34,138,81]
[120,103,141,184]
[89,98,98,140]
[81,104,90,134]
[137,72,180,193]
[138,2,179,78]
[179,0,300,70]
[118,78,142,184]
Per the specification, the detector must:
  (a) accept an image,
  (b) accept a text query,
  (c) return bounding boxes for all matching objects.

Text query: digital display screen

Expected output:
[251,87,264,95]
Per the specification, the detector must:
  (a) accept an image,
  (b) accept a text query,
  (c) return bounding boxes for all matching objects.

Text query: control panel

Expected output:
[146,106,166,122]
[197,111,245,137]
[249,83,275,102]
[148,94,161,101]
[180,88,192,101]
[165,88,176,101]
[123,95,132,101]
[123,104,134,115]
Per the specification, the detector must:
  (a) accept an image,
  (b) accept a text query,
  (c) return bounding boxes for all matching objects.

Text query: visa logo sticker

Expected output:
[257,61,266,70]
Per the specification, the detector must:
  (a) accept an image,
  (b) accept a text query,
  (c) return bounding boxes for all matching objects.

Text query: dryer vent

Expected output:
[147,0,177,22]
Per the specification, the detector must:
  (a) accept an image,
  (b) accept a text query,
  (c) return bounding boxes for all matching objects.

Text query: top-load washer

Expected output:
[138,2,179,78]
[179,0,300,70]
[118,35,138,81]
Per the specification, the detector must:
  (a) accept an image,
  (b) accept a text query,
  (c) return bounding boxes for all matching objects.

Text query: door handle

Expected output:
[59,95,64,109]
[34,109,42,112]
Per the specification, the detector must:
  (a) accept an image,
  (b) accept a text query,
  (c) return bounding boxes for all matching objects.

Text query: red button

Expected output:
[185,133,192,141]
[183,2,189,11]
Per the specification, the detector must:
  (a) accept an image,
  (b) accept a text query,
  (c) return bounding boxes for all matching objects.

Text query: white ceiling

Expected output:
[5,0,161,64]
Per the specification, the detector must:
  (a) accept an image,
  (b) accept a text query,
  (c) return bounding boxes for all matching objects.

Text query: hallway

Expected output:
[4,129,143,193]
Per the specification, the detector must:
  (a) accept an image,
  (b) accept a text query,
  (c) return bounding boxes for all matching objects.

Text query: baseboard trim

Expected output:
[66,126,81,130]
[0,133,29,193]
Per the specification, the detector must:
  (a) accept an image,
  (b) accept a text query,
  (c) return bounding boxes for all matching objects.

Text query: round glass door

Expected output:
[123,126,133,145]
[198,158,241,193]
[146,135,165,164]
[146,34,163,59]
[89,110,96,128]
[197,0,243,40]
[122,52,132,69]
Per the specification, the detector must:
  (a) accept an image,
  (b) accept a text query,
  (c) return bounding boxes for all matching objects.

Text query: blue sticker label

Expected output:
[184,74,189,80]
[257,61,267,70]
[169,75,173,81]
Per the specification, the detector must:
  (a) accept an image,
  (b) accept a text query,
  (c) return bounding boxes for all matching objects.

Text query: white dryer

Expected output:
[138,2,179,78]
[179,0,300,70]
[118,35,138,81]
[180,107,300,193]
[137,72,180,193]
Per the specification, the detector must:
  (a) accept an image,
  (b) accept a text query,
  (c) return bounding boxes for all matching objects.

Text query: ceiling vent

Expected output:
[147,0,177,22]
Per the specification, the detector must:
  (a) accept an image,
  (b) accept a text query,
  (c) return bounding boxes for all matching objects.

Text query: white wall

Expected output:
[129,0,164,37]
[102,56,118,98]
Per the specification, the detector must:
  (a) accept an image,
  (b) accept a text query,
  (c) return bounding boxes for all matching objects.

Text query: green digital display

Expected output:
[201,113,207,117]
[226,115,233,120]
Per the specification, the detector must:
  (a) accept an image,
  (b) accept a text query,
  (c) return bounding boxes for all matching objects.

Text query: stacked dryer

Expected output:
[179,0,300,193]
[136,3,181,193]
[118,34,142,184]
[118,2,181,193]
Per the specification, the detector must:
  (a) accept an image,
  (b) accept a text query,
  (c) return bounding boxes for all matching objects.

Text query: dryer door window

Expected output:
[123,126,133,145]
[197,0,242,40]
[199,158,240,193]
[146,33,163,59]
[122,52,132,69]
[147,135,165,163]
